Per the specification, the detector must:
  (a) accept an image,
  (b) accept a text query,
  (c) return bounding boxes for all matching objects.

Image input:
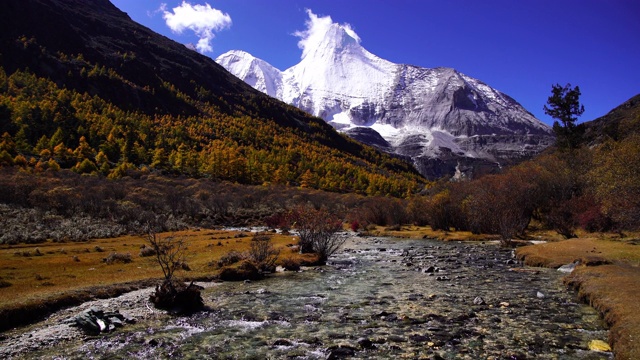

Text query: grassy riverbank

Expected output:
[0,229,305,331]
[517,236,640,360]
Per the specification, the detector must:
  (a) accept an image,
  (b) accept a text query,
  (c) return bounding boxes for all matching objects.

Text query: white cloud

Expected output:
[161,1,231,53]
[293,9,360,59]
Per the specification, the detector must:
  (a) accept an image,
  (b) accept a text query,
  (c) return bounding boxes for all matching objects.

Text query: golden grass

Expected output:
[516,237,640,268]
[516,235,640,360]
[365,225,499,242]
[0,229,300,310]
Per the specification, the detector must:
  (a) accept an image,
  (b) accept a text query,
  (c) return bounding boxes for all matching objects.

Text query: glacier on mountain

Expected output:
[216,9,555,179]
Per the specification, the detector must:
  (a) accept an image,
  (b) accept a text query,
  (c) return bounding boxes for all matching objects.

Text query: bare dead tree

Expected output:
[145,231,203,313]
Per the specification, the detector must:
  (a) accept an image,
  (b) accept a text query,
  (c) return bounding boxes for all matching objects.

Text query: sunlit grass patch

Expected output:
[516,236,640,268]
[366,225,499,242]
[0,229,300,311]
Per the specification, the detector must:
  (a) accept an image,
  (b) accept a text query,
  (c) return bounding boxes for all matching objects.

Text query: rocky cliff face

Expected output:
[216,12,555,179]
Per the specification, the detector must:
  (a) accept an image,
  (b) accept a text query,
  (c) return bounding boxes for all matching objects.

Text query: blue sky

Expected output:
[110,0,640,126]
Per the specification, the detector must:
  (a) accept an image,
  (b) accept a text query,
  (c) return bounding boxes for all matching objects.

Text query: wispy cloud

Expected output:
[293,9,360,59]
[160,1,231,53]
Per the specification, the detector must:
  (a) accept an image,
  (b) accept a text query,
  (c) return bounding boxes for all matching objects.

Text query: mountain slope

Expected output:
[582,93,640,144]
[0,0,424,196]
[216,13,555,179]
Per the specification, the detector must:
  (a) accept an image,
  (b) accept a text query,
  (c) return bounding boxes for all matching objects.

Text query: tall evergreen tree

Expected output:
[544,83,585,149]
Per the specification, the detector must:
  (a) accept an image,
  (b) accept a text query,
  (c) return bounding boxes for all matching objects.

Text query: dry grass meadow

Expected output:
[0,229,302,320]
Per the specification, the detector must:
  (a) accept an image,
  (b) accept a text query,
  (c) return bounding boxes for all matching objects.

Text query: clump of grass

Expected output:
[103,252,132,264]
[138,245,156,257]
[385,224,402,231]
[214,250,246,268]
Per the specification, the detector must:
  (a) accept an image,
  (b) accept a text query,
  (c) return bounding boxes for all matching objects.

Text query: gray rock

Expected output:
[557,261,580,273]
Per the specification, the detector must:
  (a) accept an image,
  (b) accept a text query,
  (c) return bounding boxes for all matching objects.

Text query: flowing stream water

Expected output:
[7,237,611,359]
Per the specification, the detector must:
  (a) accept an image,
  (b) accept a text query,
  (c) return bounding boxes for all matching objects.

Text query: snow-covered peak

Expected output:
[302,23,361,61]
[215,9,555,179]
[293,9,361,61]
[216,50,283,98]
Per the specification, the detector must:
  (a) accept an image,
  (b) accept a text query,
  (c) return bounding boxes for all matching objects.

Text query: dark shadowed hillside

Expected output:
[582,93,640,145]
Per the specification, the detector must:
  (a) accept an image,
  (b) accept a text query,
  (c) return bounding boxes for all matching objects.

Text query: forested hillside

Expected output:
[0,0,424,197]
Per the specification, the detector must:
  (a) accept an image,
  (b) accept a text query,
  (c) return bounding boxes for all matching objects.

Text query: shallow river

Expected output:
[12,237,612,359]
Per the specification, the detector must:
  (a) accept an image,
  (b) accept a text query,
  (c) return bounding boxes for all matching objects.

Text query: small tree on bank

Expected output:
[291,206,345,264]
[249,233,280,272]
[146,232,203,313]
[146,232,188,284]
[544,83,585,149]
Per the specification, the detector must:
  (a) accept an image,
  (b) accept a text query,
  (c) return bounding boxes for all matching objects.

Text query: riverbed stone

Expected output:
[357,337,376,349]
[327,344,357,359]
[271,338,294,347]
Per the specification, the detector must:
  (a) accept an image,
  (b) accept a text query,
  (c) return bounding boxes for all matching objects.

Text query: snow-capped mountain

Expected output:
[216,11,554,179]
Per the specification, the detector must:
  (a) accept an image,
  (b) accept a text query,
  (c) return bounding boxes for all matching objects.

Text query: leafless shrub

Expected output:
[249,233,280,272]
[290,206,346,264]
[145,232,187,282]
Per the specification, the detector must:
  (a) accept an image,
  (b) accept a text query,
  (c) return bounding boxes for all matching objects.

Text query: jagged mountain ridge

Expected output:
[217,18,555,179]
